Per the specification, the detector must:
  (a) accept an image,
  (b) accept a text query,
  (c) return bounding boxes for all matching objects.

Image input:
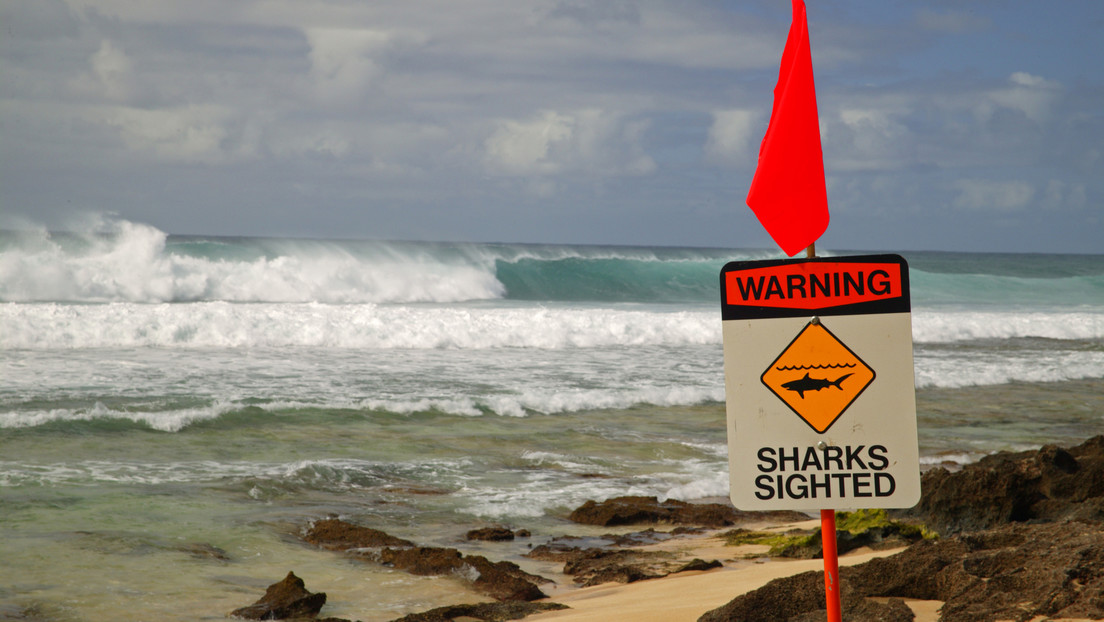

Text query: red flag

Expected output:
[746,0,829,257]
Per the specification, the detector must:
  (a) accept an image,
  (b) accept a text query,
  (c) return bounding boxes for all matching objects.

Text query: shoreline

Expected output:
[272,435,1104,622]
[528,543,936,622]
[521,436,1104,622]
[523,515,938,622]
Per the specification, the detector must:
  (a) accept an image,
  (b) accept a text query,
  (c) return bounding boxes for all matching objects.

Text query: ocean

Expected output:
[2,220,1102,621]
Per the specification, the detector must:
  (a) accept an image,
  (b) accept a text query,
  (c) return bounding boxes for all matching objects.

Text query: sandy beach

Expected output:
[526,521,942,622]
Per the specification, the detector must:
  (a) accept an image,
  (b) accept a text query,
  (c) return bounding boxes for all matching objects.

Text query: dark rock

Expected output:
[674,558,723,573]
[698,570,832,622]
[699,521,1104,622]
[463,557,549,602]
[378,547,548,602]
[605,528,672,547]
[387,601,569,622]
[578,564,662,586]
[527,540,704,587]
[230,571,327,620]
[304,518,415,550]
[568,495,807,528]
[378,546,465,575]
[301,519,549,602]
[525,540,584,563]
[696,568,916,622]
[830,598,915,622]
[850,521,1104,621]
[562,549,667,586]
[907,435,1104,535]
[466,526,516,542]
[525,527,723,587]
[177,541,231,561]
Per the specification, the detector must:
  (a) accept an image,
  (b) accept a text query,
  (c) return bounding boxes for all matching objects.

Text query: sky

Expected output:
[2,0,1102,254]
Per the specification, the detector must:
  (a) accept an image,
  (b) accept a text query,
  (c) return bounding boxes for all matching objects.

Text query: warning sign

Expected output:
[761,321,875,433]
[720,254,920,511]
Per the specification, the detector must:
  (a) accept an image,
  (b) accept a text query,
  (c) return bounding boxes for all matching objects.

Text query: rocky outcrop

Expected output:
[567,495,807,528]
[701,435,1104,622]
[230,572,328,620]
[906,435,1104,535]
[848,520,1104,621]
[526,527,727,587]
[301,519,549,602]
[701,520,1104,622]
[303,518,415,550]
[521,498,809,587]
[376,547,547,602]
[387,601,568,622]
[698,568,915,622]
[527,543,669,586]
[465,526,527,542]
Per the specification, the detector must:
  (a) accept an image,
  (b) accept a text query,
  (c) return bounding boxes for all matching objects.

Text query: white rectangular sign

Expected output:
[720,254,921,511]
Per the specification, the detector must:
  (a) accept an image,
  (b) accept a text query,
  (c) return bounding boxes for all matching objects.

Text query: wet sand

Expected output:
[527,519,941,622]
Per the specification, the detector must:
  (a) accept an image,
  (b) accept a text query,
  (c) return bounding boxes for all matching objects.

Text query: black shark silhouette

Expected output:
[781,372,854,398]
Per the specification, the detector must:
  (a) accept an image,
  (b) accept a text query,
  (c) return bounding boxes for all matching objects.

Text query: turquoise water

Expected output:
[1,220,1102,620]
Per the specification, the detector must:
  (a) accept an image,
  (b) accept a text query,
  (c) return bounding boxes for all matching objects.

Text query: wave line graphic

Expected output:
[775,363,856,371]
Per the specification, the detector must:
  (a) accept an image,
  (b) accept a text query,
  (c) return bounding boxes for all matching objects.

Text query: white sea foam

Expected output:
[0,220,505,304]
[912,309,1104,343]
[520,451,615,474]
[459,456,731,520]
[0,456,474,488]
[461,473,658,519]
[0,401,236,432]
[0,302,720,349]
[918,453,982,468]
[659,461,732,501]
[3,301,1100,352]
[915,349,1104,389]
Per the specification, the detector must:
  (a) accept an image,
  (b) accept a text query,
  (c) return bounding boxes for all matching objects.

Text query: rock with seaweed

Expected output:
[720,508,934,559]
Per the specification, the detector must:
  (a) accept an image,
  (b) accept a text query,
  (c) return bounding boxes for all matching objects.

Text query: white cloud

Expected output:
[978,72,1062,124]
[69,39,135,101]
[704,109,759,166]
[105,105,234,163]
[831,107,912,171]
[484,110,574,176]
[953,179,1035,212]
[483,109,654,178]
[305,28,395,105]
[90,39,133,100]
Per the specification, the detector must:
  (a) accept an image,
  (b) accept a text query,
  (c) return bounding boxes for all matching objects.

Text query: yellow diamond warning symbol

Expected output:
[760,321,875,433]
